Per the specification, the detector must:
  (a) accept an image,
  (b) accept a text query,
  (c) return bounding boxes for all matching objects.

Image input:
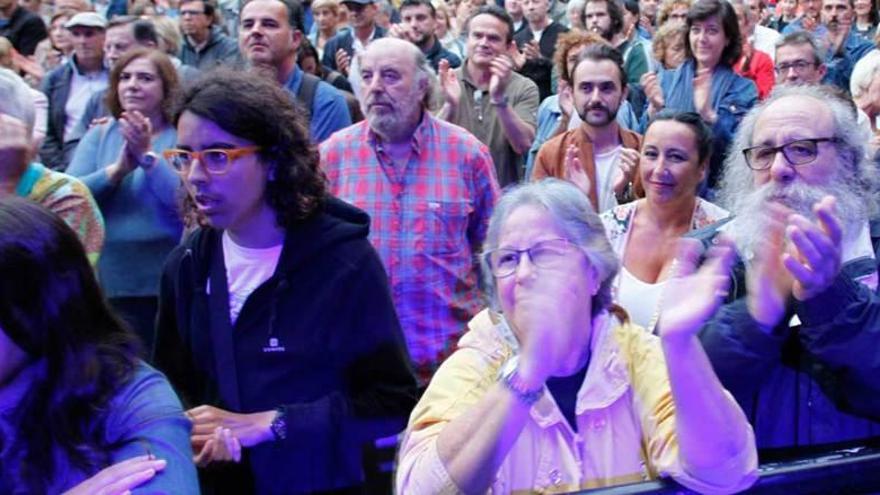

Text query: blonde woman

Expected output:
[309,0,342,58]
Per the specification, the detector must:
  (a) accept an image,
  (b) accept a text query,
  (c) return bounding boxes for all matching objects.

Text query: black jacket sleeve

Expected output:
[152,244,204,409]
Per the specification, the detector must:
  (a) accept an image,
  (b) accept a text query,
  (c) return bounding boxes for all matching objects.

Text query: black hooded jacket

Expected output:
[153,197,418,494]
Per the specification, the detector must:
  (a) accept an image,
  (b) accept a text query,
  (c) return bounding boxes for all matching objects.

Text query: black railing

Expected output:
[574,447,880,494]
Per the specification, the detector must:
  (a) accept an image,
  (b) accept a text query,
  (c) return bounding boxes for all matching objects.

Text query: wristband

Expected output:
[490,95,509,107]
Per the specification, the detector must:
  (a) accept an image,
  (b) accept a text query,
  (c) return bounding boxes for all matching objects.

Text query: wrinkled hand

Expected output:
[438,58,461,108]
[119,110,152,163]
[513,255,592,386]
[488,53,515,101]
[187,405,274,452]
[640,72,664,113]
[693,67,715,122]
[658,237,735,342]
[63,455,167,495]
[785,196,843,301]
[612,148,639,197]
[193,427,242,468]
[563,143,591,196]
[745,202,794,328]
[335,48,351,76]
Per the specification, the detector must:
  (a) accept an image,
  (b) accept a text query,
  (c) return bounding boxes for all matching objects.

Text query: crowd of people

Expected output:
[1,0,879,492]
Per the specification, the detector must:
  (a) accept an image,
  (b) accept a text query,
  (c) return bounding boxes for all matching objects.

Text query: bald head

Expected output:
[361,37,422,66]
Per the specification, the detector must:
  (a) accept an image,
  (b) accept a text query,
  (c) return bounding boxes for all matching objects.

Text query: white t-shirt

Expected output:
[221,231,283,324]
[594,146,623,213]
[617,267,665,331]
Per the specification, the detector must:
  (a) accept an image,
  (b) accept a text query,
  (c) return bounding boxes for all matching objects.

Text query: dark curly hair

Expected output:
[0,198,140,493]
[173,68,327,229]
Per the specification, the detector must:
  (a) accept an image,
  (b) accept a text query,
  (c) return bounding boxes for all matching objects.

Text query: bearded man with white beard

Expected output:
[693,83,880,460]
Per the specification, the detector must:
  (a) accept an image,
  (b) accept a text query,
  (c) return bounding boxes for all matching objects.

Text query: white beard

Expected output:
[725,179,866,258]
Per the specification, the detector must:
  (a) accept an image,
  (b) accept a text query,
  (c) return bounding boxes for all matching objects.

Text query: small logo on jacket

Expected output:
[263,337,286,353]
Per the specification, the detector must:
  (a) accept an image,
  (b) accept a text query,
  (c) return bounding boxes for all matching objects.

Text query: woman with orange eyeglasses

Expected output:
[67,48,183,352]
[153,68,418,494]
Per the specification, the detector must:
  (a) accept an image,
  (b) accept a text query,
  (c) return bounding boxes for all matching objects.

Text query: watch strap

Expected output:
[499,357,543,406]
[270,406,287,442]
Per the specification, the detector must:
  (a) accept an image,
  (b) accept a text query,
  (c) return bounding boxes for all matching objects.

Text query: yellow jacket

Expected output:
[396,309,758,494]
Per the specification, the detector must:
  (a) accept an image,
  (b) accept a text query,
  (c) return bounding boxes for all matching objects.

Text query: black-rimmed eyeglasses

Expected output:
[742,137,840,171]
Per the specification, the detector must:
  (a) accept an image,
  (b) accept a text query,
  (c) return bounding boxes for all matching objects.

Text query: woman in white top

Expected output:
[601,110,729,331]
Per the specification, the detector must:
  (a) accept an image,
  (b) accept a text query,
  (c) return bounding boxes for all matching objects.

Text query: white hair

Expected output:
[850,49,880,102]
[717,84,879,253]
[0,68,36,136]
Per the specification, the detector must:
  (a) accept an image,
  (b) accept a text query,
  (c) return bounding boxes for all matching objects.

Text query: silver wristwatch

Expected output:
[498,356,543,406]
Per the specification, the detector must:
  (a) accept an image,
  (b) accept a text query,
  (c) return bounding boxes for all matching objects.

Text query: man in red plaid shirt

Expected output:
[321,38,500,385]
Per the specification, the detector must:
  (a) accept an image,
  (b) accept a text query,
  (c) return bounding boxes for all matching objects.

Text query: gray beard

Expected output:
[725,179,866,258]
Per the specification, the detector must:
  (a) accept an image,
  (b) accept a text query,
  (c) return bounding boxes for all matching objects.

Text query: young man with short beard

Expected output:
[389,0,461,70]
[532,44,641,213]
[696,84,880,458]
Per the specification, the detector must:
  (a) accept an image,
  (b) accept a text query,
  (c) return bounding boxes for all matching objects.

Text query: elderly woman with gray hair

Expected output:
[396,179,758,494]
[851,49,880,138]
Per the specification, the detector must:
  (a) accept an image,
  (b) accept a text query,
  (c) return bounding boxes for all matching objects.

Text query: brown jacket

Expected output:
[531,125,643,211]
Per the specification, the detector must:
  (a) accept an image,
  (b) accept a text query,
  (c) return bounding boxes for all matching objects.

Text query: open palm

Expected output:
[658,238,735,341]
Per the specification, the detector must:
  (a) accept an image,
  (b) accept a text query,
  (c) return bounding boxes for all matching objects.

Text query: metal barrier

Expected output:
[573,446,880,494]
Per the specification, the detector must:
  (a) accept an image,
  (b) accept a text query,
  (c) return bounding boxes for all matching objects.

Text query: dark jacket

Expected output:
[424,37,461,71]
[153,197,418,494]
[39,61,77,170]
[179,26,241,70]
[513,21,569,101]
[321,26,387,71]
[694,218,880,458]
[0,6,47,56]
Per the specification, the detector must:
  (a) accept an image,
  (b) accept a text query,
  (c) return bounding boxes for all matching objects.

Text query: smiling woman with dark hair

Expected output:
[601,110,729,331]
[640,0,757,195]
[153,67,418,494]
[0,197,197,495]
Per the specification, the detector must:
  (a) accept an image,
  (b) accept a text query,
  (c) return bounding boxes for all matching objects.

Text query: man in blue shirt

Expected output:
[239,0,351,143]
[819,0,873,92]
